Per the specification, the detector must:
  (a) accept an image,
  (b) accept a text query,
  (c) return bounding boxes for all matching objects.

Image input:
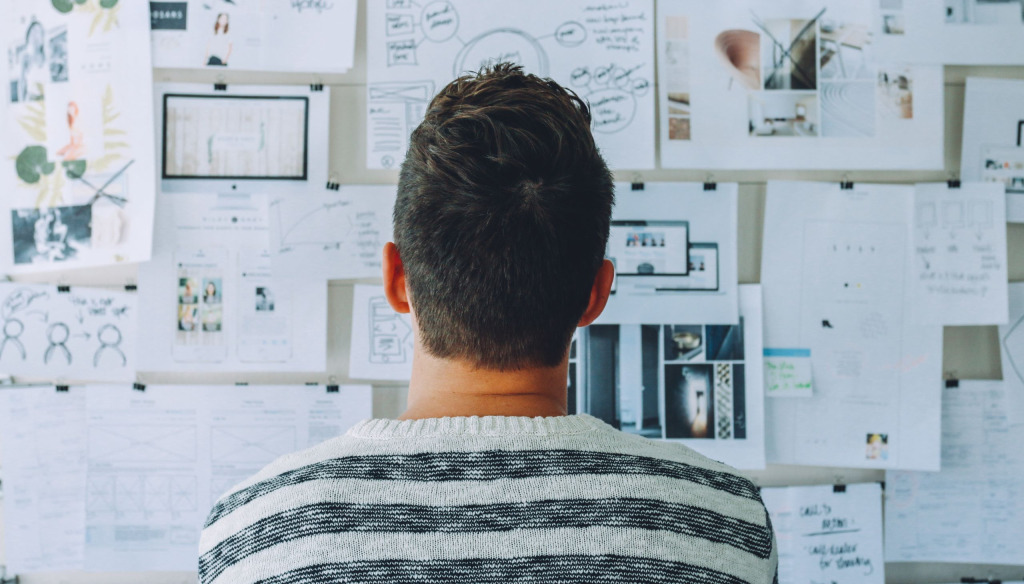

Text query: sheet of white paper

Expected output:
[961,77,1024,223]
[155,83,331,195]
[137,192,327,373]
[764,348,813,398]
[269,185,397,280]
[999,282,1024,388]
[0,284,136,382]
[576,285,765,469]
[874,0,1024,65]
[762,483,884,584]
[0,385,87,574]
[885,380,1024,565]
[349,284,414,381]
[366,0,656,170]
[910,182,1008,325]
[151,0,357,73]
[85,384,372,571]
[0,0,157,273]
[762,181,943,471]
[657,0,944,170]
[597,182,738,325]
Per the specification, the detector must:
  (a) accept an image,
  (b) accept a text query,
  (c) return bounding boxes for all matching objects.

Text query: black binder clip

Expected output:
[55,385,69,393]
[962,579,1001,584]
[945,378,960,389]
[213,83,228,91]
[833,484,847,493]
[234,381,249,386]
[133,382,146,392]
[310,83,324,92]
[326,385,340,393]
[703,182,717,191]
[630,182,644,191]
[57,284,71,293]
[948,179,961,189]
[124,284,137,292]
[839,180,854,190]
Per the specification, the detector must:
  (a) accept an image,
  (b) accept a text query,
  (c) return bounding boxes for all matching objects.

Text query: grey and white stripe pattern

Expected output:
[200,414,777,584]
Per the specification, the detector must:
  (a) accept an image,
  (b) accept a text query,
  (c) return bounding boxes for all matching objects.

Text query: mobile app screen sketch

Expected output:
[174,248,228,362]
[237,249,292,363]
[162,94,309,179]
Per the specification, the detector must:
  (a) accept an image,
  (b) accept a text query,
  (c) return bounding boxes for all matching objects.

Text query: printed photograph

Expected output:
[178,277,199,304]
[178,303,199,332]
[818,17,873,82]
[11,205,91,265]
[202,278,222,304]
[255,286,275,312]
[748,92,819,137]
[201,303,223,332]
[664,363,715,439]
[866,432,889,460]
[205,12,233,66]
[757,17,818,90]
[663,325,704,362]
[664,15,691,140]
[580,325,663,438]
[706,320,745,361]
[878,67,914,120]
[821,81,877,137]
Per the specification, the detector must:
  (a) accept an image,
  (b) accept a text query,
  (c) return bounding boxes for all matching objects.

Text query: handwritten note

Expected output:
[764,348,813,398]
[268,186,397,280]
[911,182,1008,325]
[761,483,884,584]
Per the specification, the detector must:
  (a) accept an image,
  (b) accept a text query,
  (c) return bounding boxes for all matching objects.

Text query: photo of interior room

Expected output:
[749,92,819,136]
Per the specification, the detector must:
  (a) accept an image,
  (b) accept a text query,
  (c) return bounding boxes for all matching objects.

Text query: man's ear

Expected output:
[382,242,411,314]
[577,259,614,327]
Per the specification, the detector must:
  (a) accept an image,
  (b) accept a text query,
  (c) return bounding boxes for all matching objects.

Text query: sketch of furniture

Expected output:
[714,30,761,90]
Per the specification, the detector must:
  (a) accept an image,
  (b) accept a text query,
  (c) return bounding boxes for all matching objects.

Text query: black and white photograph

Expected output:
[11,205,91,265]
[255,286,275,312]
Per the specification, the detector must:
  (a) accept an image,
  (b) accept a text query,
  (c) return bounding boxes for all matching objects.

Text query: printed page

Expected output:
[657,0,944,170]
[85,384,208,571]
[0,284,137,381]
[885,380,1024,564]
[874,0,1024,65]
[762,181,943,471]
[0,0,157,273]
[349,284,414,381]
[576,284,766,469]
[596,182,739,325]
[151,0,357,73]
[268,185,397,280]
[137,192,327,373]
[366,0,656,170]
[0,385,87,573]
[961,77,1024,223]
[910,182,1008,325]
[762,483,884,584]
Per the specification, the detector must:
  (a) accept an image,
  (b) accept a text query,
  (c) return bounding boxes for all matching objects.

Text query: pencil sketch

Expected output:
[45,322,72,365]
[368,295,413,364]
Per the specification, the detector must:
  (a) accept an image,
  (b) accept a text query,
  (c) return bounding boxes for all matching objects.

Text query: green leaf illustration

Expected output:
[51,0,74,13]
[63,159,87,178]
[16,146,55,184]
[99,0,118,7]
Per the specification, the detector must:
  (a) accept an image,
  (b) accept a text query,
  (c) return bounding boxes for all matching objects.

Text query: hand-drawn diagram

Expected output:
[268,186,397,280]
[2,0,157,273]
[0,284,136,380]
[368,0,656,169]
[349,284,415,381]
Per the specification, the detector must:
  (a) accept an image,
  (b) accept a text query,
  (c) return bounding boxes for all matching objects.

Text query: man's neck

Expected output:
[399,347,569,420]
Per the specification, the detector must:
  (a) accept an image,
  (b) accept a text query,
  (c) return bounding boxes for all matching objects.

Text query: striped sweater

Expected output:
[199,414,778,584]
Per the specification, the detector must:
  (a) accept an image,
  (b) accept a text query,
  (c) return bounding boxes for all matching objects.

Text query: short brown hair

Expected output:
[394,63,614,370]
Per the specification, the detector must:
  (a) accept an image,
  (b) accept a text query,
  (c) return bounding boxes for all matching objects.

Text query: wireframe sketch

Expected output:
[210,426,297,464]
[368,0,656,169]
[89,425,198,464]
[0,284,136,380]
[368,295,412,364]
[163,94,308,179]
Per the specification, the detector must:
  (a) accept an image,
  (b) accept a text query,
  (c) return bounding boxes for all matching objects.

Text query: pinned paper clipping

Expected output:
[764,348,812,398]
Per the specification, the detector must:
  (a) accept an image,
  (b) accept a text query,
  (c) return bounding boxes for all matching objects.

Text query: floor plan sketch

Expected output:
[367,0,656,170]
[0,283,137,381]
[268,185,397,280]
[349,284,415,381]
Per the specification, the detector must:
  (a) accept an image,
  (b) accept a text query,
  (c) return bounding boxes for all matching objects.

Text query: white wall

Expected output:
[2,1,1024,582]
